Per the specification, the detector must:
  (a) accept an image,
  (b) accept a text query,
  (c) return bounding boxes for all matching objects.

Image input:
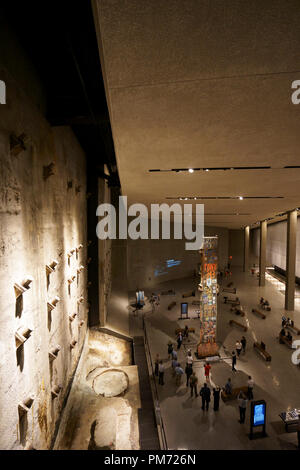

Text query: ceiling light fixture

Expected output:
[239,196,244,200]
[188,168,194,173]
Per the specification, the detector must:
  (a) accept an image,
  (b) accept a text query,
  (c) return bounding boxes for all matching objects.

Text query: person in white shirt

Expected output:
[186,351,193,366]
[247,376,254,399]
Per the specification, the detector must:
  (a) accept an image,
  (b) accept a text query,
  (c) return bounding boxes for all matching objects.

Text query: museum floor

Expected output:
[129,268,300,450]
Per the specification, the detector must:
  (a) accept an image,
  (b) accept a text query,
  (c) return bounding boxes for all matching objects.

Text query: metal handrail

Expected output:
[142,315,169,450]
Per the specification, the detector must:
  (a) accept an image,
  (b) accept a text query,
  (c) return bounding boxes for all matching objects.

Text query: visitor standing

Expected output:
[172,358,179,377]
[204,362,211,382]
[186,350,193,367]
[177,332,183,350]
[175,363,184,386]
[158,360,164,385]
[200,383,211,411]
[183,325,189,339]
[213,387,220,411]
[225,378,232,395]
[247,376,254,400]
[232,351,237,371]
[185,364,193,387]
[171,349,178,361]
[241,336,247,354]
[238,391,248,424]
[167,342,173,359]
[236,340,242,357]
[190,372,198,397]
[154,354,159,376]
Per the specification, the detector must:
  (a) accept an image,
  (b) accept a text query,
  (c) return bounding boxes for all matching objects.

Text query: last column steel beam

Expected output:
[259,221,267,287]
[243,226,250,272]
[285,210,297,311]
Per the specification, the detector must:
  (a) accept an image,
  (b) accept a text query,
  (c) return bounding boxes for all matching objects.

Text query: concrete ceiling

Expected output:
[93,0,300,228]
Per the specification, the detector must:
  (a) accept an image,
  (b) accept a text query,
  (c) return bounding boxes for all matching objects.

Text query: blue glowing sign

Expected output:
[253,403,265,426]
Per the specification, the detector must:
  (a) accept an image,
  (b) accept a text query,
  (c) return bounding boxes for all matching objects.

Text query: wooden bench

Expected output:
[279,334,293,348]
[223,296,239,304]
[251,308,266,319]
[253,342,272,361]
[229,319,247,332]
[223,287,237,294]
[175,327,195,335]
[286,324,300,335]
[182,291,195,298]
[231,307,245,317]
[161,289,175,296]
[221,386,248,402]
[168,301,176,311]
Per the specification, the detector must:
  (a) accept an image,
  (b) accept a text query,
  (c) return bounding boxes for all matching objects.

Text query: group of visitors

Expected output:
[260,297,270,310]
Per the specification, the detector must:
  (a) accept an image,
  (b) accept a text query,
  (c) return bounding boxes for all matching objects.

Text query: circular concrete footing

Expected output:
[93,369,129,397]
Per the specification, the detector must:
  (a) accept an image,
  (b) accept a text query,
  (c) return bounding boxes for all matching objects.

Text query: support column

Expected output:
[285,210,297,311]
[243,226,250,272]
[259,220,267,286]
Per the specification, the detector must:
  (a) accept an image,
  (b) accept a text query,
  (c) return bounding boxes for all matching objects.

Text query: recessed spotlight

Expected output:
[185,197,188,200]
[205,169,209,172]
[239,196,243,200]
[188,168,194,173]
[194,197,197,200]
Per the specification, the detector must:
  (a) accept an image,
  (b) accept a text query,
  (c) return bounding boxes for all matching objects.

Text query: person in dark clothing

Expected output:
[185,364,193,387]
[232,351,237,371]
[154,354,159,376]
[167,342,173,359]
[241,336,247,354]
[200,383,211,411]
[183,325,189,339]
[190,372,198,397]
[158,361,165,385]
[213,387,220,411]
[238,392,248,423]
[177,332,183,350]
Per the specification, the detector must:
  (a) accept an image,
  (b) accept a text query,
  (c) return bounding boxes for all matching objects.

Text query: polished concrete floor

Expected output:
[130,268,300,450]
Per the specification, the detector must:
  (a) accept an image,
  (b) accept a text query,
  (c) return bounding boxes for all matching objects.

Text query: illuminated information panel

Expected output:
[197,236,219,358]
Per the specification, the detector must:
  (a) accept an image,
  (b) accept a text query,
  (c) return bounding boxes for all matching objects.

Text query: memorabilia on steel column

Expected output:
[197,236,219,358]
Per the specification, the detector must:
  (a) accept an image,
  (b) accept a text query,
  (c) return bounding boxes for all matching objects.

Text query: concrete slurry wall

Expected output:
[0,68,88,449]
[98,178,112,326]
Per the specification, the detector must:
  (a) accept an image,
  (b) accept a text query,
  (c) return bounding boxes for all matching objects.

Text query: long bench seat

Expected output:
[251,308,266,319]
[253,342,271,361]
[229,319,247,331]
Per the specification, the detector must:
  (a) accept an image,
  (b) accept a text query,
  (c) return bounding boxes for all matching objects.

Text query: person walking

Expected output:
[171,349,178,361]
[185,364,193,387]
[247,376,254,400]
[204,362,211,382]
[236,340,242,358]
[200,383,211,411]
[238,391,248,423]
[177,332,183,350]
[154,354,159,376]
[167,342,173,359]
[183,325,189,339]
[186,350,193,367]
[158,360,165,385]
[225,378,232,395]
[213,386,221,411]
[232,351,237,371]
[241,336,247,354]
[172,358,179,377]
[190,372,198,397]
[175,363,184,386]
